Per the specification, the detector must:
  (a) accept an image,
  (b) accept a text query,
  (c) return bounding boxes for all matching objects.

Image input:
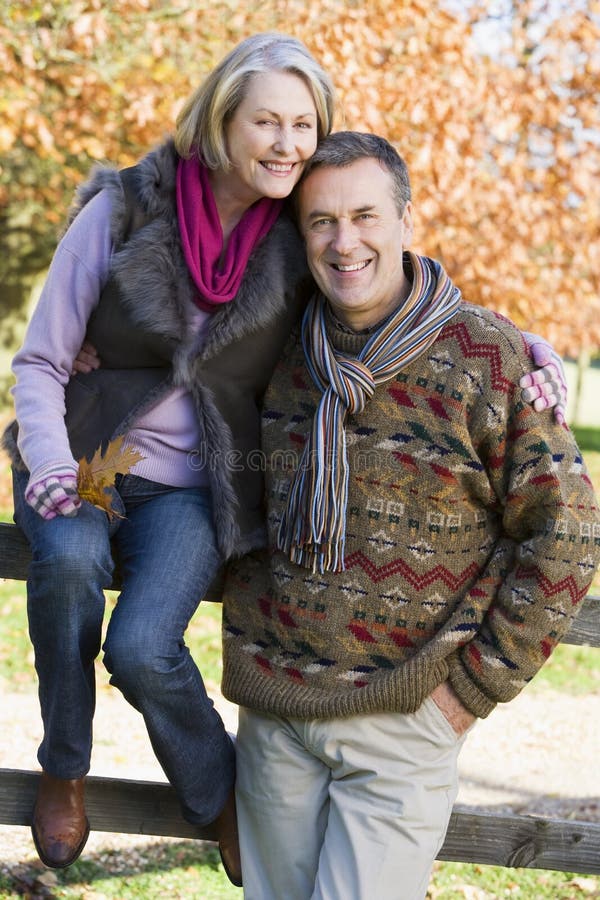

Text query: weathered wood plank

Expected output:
[0,523,227,597]
[0,522,31,583]
[442,805,600,875]
[562,595,600,647]
[1,770,599,874]
[0,522,124,589]
[0,769,216,841]
[1,522,599,644]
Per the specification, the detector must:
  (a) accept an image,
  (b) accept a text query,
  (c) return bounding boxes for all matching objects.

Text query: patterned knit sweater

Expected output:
[221,301,600,719]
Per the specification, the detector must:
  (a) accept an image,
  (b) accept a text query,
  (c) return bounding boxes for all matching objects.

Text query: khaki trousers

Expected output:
[236,700,471,900]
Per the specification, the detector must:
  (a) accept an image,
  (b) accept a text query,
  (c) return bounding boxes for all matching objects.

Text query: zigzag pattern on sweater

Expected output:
[343,552,481,588]
[442,320,514,395]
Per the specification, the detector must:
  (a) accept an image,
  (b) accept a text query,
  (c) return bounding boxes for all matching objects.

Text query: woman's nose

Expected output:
[273,127,294,154]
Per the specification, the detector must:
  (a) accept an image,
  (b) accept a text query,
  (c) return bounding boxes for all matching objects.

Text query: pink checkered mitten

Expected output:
[25,464,81,520]
[520,333,567,425]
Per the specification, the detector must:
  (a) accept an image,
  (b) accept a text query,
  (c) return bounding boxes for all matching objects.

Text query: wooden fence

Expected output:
[1,520,600,874]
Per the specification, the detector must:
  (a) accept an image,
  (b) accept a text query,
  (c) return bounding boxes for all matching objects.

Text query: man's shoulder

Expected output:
[442,302,528,358]
[434,302,538,399]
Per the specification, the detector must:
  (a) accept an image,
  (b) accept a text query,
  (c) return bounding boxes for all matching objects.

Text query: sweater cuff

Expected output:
[446,653,497,719]
[27,459,79,487]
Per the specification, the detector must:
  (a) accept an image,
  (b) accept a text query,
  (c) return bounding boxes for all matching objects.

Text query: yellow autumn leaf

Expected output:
[77,436,145,520]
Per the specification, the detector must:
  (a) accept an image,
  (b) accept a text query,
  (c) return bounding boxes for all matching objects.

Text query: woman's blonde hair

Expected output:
[174,32,335,169]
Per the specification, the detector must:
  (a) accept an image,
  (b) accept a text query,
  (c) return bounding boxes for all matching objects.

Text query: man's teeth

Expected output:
[333,261,369,272]
[262,162,293,172]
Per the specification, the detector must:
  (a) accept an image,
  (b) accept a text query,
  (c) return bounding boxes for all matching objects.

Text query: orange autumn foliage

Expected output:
[1,0,598,357]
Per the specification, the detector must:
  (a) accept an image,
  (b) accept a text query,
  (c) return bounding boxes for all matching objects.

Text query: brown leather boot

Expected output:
[213,787,242,887]
[31,772,90,869]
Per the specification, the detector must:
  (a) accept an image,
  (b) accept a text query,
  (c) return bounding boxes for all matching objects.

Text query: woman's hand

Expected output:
[520,334,567,425]
[25,466,81,520]
[72,340,100,375]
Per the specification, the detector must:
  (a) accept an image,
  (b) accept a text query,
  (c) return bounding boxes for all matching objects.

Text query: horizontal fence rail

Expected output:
[0,769,598,875]
[1,520,600,874]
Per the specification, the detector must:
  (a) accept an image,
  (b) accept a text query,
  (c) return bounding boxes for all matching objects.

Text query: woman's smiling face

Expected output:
[223,69,319,205]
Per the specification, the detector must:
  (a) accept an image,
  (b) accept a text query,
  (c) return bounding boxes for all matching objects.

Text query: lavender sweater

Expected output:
[12,190,210,488]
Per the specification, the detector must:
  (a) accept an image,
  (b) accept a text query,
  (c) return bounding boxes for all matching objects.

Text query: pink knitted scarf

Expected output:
[176,157,283,312]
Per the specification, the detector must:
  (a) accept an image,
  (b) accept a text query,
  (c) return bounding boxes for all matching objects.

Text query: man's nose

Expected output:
[331,220,359,254]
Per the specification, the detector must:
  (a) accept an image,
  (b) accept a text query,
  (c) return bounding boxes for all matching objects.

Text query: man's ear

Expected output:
[402,200,414,250]
[402,201,414,248]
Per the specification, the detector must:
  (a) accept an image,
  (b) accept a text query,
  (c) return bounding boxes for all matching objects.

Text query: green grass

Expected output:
[0,848,595,898]
[572,424,600,454]
[182,601,226,692]
[428,861,596,898]
[0,840,241,898]
[0,581,34,687]
[531,642,600,694]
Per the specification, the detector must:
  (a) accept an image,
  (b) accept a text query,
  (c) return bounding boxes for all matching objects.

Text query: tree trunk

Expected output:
[572,349,591,426]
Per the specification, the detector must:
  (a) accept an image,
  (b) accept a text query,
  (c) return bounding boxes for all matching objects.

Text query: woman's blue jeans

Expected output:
[13,468,235,826]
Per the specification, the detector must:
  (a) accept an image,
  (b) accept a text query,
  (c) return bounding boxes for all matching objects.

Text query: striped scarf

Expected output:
[276,252,462,573]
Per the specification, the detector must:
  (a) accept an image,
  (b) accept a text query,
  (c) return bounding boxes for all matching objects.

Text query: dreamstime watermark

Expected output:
[186,446,394,474]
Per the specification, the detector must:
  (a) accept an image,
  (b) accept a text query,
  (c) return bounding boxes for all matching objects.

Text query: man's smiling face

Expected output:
[298,156,414,331]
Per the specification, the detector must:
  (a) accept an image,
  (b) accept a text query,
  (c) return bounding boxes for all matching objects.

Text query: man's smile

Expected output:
[330,260,372,272]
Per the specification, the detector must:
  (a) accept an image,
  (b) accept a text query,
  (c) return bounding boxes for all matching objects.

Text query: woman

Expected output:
[3,32,334,882]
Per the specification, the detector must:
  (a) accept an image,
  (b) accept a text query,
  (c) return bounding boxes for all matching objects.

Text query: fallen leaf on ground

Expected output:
[566,877,598,894]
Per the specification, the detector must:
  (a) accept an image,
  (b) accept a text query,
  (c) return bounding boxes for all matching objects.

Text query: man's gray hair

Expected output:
[300,131,411,214]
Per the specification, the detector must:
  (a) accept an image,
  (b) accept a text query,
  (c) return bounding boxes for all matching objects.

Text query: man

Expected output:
[220,132,600,900]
